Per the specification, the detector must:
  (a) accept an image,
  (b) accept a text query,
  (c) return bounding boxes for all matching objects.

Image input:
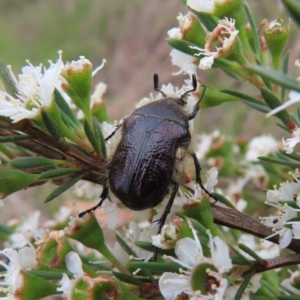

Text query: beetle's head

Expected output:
[153,74,197,106]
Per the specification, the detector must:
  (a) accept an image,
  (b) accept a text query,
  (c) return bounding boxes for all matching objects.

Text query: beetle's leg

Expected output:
[78,185,110,218]
[153,182,179,260]
[191,152,218,203]
[188,86,206,120]
[105,124,122,141]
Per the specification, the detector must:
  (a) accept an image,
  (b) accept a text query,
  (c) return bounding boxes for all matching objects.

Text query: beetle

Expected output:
[79,74,217,255]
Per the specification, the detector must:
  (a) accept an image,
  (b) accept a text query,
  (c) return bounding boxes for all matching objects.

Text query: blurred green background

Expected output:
[1,0,298,137]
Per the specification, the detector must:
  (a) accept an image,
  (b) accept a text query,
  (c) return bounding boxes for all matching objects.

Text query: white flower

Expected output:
[282,127,300,154]
[195,131,220,161]
[0,247,37,298]
[8,211,42,248]
[245,135,278,161]
[191,18,239,70]
[0,51,63,122]
[170,49,198,75]
[263,174,300,248]
[187,0,215,13]
[159,224,232,300]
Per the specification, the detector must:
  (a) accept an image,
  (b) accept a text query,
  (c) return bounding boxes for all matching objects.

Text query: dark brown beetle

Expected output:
[80,74,216,257]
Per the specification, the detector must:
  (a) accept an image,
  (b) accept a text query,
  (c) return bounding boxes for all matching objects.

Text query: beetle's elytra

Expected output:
[79,74,217,256]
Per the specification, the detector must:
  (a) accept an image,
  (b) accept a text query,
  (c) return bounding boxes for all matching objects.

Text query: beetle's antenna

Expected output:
[153,73,167,97]
[180,74,197,99]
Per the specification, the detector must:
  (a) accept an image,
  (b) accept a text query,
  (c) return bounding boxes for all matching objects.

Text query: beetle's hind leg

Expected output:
[191,152,218,203]
[78,185,111,218]
[153,182,179,260]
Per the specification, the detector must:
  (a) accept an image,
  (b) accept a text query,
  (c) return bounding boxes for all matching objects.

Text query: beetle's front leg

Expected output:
[191,152,218,203]
[78,184,111,218]
[153,182,179,260]
[105,123,123,141]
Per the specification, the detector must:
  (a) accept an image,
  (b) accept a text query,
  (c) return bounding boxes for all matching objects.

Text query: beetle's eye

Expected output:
[176,98,185,106]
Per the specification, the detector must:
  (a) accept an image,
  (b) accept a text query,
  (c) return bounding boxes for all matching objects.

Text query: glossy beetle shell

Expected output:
[108,98,191,210]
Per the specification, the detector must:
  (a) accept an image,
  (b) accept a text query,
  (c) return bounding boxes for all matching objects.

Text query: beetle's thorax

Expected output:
[132,97,189,128]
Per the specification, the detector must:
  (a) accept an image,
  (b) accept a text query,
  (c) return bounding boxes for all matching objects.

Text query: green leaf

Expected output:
[44,172,86,203]
[200,86,241,109]
[260,87,294,129]
[245,65,300,92]
[243,101,270,113]
[41,110,66,148]
[130,262,183,273]
[93,117,106,158]
[222,90,267,106]
[38,168,79,180]
[258,156,300,168]
[167,38,201,57]
[244,1,260,59]
[211,192,235,209]
[116,234,137,257]
[11,157,66,169]
[234,269,255,300]
[112,272,143,286]
[0,135,30,143]
[0,62,18,97]
[282,0,300,27]
[54,88,79,126]
[281,51,290,101]
[278,150,300,162]
[193,12,218,32]
[238,243,265,265]
[84,119,102,157]
[135,241,175,256]
[0,168,38,198]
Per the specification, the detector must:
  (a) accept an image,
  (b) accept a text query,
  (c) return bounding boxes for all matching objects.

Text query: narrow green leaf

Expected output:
[193,12,218,32]
[116,234,137,257]
[284,217,300,229]
[84,119,101,157]
[282,0,300,26]
[41,110,66,147]
[222,90,267,106]
[281,51,290,101]
[54,89,79,126]
[260,87,294,128]
[238,243,265,265]
[230,256,251,266]
[211,192,235,209]
[190,219,209,239]
[44,172,86,203]
[0,62,18,97]
[246,65,300,92]
[0,168,38,198]
[93,117,106,158]
[234,269,255,300]
[258,156,300,168]
[167,38,201,57]
[130,262,183,273]
[243,101,270,113]
[280,200,300,209]
[244,1,260,59]
[11,157,66,169]
[276,122,291,133]
[38,168,79,180]
[279,150,300,162]
[29,270,72,280]
[135,241,175,256]
[0,135,30,143]
[112,272,143,286]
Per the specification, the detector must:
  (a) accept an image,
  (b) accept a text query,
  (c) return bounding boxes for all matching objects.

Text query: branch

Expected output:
[211,202,300,253]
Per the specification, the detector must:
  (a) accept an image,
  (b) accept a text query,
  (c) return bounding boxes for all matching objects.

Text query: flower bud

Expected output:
[168,12,206,48]
[36,230,73,269]
[61,56,93,123]
[261,19,292,68]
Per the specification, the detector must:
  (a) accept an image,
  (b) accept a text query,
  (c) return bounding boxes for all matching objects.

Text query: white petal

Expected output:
[159,272,190,300]
[187,0,214,13]
[292,223,300,239]
[175,238,202,267]
[279,229,293,248]
[65,252,84,276]
[212,237,232,272]
[199,56,214,70]
[18,247,37,270]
